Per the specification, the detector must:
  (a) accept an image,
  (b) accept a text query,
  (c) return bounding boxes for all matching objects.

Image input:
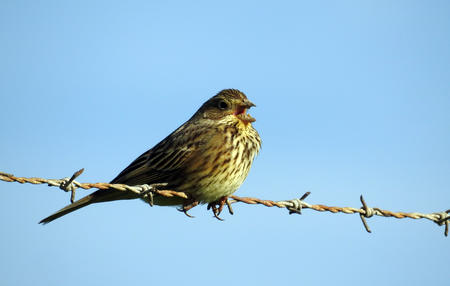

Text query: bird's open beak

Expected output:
[235,100,256,124]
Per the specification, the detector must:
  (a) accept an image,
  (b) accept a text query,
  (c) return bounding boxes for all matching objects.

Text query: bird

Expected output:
[40,89,261,224]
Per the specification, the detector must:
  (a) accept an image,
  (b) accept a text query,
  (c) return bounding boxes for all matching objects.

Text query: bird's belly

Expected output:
[191,169,249,203]
[185,139,256,203]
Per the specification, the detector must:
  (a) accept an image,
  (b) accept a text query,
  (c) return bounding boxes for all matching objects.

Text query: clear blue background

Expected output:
[1,1,449,285]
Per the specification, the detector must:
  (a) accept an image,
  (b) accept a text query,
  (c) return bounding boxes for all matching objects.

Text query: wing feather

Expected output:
[110,124,206,186]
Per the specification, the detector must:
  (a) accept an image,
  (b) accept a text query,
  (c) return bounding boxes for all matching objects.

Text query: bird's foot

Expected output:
[178,199,199,218]
[207,196,233,221]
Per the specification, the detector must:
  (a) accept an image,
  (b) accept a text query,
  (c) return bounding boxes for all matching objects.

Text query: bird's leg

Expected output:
[207,196,230,221]
[226,199,234,215]
[178,198,199,218]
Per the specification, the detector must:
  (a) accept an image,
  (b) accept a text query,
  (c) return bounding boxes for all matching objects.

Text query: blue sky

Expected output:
[1,1,449,285]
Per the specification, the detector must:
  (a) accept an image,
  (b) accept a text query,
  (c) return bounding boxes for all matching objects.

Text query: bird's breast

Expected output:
[179,123,261,203]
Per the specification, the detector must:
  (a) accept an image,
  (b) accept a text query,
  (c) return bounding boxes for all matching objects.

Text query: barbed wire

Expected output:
[1,169,448,236]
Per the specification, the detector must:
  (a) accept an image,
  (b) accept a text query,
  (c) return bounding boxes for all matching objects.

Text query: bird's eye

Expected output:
[218,100,229,110]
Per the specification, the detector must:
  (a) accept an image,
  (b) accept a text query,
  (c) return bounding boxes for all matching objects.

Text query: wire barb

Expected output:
[434,210,450,237]
[138,183,169,207]
[359,195,374,233]
[59,168,84,203]
[0,169,448,236]
[285,192,311,215]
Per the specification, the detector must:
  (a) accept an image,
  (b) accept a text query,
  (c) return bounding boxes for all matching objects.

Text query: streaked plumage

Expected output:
[40,89,261,224]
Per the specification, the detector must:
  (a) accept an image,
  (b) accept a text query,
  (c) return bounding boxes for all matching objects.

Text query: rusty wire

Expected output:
[1,169,448,236]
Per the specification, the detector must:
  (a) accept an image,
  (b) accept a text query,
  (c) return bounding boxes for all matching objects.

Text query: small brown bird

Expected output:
[40,89,261,224]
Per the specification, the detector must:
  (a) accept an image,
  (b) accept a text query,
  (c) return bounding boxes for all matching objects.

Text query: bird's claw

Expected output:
[177,207,195,218]
[178,196,233,220]
[207,196,231,221]
[178,199,199,218]
[207,204,224,221]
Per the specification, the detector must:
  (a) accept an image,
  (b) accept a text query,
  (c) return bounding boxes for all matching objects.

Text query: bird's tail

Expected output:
[39,189,137,224]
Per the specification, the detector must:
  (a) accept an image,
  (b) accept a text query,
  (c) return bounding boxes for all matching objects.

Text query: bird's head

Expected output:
[197,89,256,125]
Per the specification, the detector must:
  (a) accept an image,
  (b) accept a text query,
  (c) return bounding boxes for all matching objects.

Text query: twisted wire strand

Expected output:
[1,170,448,236]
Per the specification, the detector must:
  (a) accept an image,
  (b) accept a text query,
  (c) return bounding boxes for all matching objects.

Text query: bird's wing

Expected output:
[110,146,192,185]
[40,131,201,223]
[110,126,206,186]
